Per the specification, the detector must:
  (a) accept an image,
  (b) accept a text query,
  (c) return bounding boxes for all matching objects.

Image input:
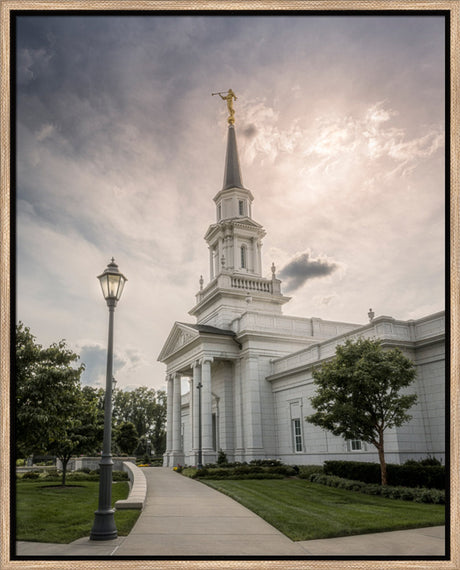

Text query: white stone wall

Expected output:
[168,312,445,468]
[395,340,445,463]
[270,314,445,466]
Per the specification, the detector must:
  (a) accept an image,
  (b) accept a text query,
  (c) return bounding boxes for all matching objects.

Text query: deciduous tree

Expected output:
[15,323,85,458]
[307,338,417,485]
[113,386,166,455]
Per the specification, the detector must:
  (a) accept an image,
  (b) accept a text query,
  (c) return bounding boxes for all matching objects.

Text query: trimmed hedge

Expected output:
[181,463,296,480]
[297,465,324,479]
[18,469,128,483]
[309,472,445,504]
[323,460,445,490]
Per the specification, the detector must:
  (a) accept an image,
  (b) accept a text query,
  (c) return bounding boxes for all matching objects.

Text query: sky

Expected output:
[15,13,446,392]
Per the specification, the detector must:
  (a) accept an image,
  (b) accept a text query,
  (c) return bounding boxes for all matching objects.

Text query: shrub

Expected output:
[360,484,382,496]
[234,465,262,475]
[39,469,61,479]
[269,465,297,477]
[21,471,40,480]
[309,473,445,504]
[324,460,445,489]
[206,468,230,478]
[250,459,283,467]
[150,457,163,467]
[413,456,442,467]
[112,470,129,481]
[217,449,228,465]
[297,465,324,479]
[181,467,198,478]
[67,472,93,481]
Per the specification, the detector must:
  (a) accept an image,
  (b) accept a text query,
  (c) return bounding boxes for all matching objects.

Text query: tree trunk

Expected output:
[377,432,387,486]
[61,457,69,486]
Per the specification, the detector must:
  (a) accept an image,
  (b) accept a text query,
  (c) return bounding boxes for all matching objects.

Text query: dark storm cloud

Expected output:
[279,252,338,293]
[79,344,126,386]
[243,124,257,139]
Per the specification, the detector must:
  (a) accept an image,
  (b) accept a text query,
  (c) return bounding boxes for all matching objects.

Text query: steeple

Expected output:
[222,125,245,190]
[188,92,291,328]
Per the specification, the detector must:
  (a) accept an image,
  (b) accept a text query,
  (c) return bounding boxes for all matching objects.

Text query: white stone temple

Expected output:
[158,105,445,468]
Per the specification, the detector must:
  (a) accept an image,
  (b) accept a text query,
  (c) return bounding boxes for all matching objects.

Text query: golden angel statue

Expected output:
[212,89,238,125]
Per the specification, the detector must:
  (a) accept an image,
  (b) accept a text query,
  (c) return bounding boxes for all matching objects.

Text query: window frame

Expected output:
[240,245,247,268]
[291,418,303,453]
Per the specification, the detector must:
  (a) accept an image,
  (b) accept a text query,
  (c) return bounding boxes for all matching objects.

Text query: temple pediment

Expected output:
[158,322,200,362]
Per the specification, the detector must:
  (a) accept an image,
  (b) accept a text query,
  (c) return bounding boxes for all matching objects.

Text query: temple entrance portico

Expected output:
[163,355,241,468]
[159,321,245,468]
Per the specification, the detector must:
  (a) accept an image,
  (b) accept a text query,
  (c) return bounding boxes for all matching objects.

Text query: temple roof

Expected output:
[177,322,236,337]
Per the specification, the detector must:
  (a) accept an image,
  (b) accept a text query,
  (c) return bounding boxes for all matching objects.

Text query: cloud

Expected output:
[242,124,257,139]
[313,294,338,306]
[78,344,127,387]
[279,251,341,293]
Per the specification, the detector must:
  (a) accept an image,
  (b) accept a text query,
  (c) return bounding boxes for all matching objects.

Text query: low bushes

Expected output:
[180,460,297,480]
[309,472,445,504]
[323,459,445,490]
[297,465,324,479]
[17,469,127,482]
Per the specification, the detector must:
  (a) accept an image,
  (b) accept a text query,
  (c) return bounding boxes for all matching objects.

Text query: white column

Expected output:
[172,372,182,454]
[201,357,214,454]
[164,374,174,466]
[255,240,261,275]
[242,356,264,458]
[257,240,262,276]
[250,238,256,273]
[234,359,244,459]
[214,247,219,278]
[234,237,239,269]
[209,247,214,280]
[188,378,193,462]
[192,362,201,452]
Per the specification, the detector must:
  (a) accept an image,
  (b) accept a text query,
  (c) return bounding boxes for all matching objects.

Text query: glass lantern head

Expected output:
[97,258,127,303]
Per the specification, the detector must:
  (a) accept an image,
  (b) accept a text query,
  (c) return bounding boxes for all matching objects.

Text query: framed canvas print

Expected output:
[1,1,458,569]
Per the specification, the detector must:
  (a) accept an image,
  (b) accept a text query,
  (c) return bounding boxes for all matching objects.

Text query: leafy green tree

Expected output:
[115,421,139,455]
[306,338,417,485]
[15,323,105,485]
[49,386,103,485]
[113,386,166,456]
[151,390,167,456]
[15,323,85,458]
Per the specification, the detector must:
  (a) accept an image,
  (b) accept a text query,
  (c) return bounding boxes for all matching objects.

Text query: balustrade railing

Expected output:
[231,276,273,293]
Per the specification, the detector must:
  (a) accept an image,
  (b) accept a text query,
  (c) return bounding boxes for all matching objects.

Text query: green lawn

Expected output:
[16,480,140,543]
[204,479,445,541]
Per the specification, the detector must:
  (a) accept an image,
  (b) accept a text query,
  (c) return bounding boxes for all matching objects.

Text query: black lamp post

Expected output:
[90,258,127,541]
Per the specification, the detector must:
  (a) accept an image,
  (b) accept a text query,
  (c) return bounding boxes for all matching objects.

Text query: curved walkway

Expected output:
[16,467,446,557]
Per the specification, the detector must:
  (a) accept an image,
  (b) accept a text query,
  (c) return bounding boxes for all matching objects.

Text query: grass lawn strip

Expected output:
[203,479,445,541]
[16,480,140,544]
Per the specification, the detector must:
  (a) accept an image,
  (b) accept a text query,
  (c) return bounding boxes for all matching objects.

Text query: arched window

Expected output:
[238,200,244,216]
[240,245,246,269]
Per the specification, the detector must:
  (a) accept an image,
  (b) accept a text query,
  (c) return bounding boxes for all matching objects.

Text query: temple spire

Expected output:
[222,124,244,190]
[212,89,245,190]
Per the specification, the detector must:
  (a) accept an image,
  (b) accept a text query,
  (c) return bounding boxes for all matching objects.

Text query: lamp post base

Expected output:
[90,510,118,541]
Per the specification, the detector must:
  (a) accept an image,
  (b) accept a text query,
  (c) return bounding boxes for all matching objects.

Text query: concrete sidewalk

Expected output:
[16,467,446,557]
